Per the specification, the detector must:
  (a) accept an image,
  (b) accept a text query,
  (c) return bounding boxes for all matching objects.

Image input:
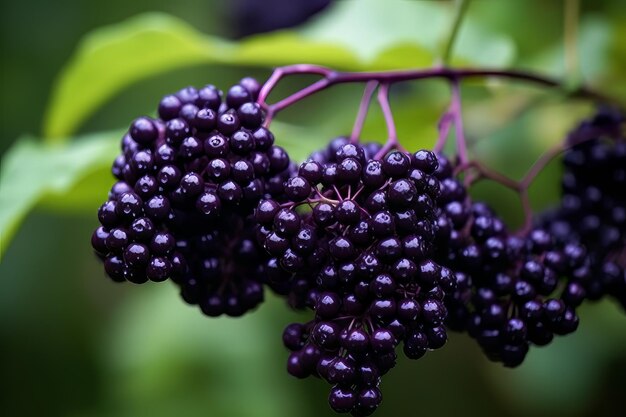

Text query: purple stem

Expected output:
[450,79,469,164]
[256,63,607,145]
[257,64,333,106]
[350,81,379,144]
[378,83,397,141]
[434,110,453,153]
[254,63,614,232]
[257,63,611,130]
[374,84,402,159]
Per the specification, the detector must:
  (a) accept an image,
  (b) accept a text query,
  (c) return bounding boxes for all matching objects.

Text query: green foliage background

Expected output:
[1,1,625,416]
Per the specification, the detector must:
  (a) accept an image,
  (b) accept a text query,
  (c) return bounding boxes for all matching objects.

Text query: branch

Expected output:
[257,64,613,124]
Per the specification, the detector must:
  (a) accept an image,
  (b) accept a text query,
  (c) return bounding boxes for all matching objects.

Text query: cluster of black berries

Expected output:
[431,109,626,367]
[90,78,626,416]
[91,78,295,316]
[255,137,455,415]
[542,109,626,310]
[429,154,588,367]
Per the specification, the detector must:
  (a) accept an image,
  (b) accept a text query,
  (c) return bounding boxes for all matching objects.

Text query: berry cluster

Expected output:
[542,109,626,309]
[91,78,295,316]
[430,154,588,366]
[431,109,626,367]
[89,71,626,416]
[254,137,454,415]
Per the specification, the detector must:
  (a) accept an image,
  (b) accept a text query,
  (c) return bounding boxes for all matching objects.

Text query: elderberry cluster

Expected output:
[255,138,454,415]
[91,78,295,316]
[542,109,626,309]
[89,72,626,416]
[433,154,589,367]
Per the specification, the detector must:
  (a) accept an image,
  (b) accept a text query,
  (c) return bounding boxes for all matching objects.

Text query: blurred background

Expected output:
[1,1,625,416]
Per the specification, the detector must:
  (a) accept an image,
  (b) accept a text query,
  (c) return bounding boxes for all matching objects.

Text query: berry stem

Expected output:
[374,83,404,159]
[458,160,535,232]
[520,189,533,234]
[350,81,379,144]
[257,64,333,105]
[460,161,521,191]
[257,65,609,118]
[434,108,454,153]
[255,64,617,235]
[520,144,563,190]
[378,84,397,141]
[521,123,622,189]
[451,79,469,164]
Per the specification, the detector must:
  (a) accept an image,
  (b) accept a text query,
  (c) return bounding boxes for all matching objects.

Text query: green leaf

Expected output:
[43,2,515,142]
[299,0,442,65]
[0,131,120,259]
[528,16,612,81]
[233,31,363,69]
[452,13,516,67]
[102,287,303,417]
[42,13,225,141]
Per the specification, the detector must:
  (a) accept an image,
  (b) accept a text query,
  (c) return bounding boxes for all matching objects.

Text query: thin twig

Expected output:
[434,109,454,153]
[450,79,469,164]
[350,81,379,144]
[374,84,402,159]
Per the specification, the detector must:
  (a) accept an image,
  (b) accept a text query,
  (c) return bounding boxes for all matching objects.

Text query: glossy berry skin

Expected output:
[91,80,626,417]
[434,109,626,369]
[542,109,626,310]
[269,142,450,416]
[91,77,295,318]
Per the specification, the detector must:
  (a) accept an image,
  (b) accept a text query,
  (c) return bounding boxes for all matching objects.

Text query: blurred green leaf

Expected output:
[605,13,626,98]
[452,13,516,67]
[529,16,612,83]
[44,2,515,141]
[302,0,515,68]
[101,286,302,417]
[0,131,119,259]
[299,0,439,65]
[43,13,224,141]
[485,301,626,415]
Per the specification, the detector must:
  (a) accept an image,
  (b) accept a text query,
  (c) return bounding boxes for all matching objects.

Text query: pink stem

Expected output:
[460,161,522,191]
[434,110,454,153]
[519,190,533,234]
[350,81,379,144]
[262,77,331,127]
[257,64,333,107]
[450,79,469,164]
[519,124,620,189]
[254,63,616,234]
[256,64,611,128]
[378,83,398,142]
[374,84,402,159]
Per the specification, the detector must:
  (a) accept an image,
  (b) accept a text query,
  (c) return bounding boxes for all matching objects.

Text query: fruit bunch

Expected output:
[433,154,588,367]
[257,137,453,415]
[542,109,626,309]
[91,78,296,316]
[90,73,625,416]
